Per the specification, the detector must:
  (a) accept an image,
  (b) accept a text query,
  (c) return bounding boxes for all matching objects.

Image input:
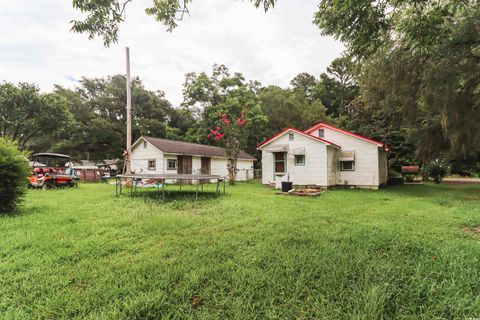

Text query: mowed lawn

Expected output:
[1,182,480,319]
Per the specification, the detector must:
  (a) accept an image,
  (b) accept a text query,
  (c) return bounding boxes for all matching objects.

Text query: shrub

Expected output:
[425,159,449,184]
[0,138,30,213]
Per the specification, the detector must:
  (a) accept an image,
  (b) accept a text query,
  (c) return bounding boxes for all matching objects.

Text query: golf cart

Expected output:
[28,153,79,189]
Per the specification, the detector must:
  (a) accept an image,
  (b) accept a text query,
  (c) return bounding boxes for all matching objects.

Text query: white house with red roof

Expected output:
[258,123,388,189]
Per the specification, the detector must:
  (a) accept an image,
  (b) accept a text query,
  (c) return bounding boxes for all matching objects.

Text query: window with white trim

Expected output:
[274,152,286,173]
[288,133,294,141]
[167,159,177,170]
[294,155,305,166]
[148,159,156,171]
[340,161,355,171]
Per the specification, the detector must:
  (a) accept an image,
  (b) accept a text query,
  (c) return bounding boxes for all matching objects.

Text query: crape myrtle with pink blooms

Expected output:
[207,111,249,184]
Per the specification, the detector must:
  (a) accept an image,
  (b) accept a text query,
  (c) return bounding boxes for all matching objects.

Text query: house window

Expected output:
[318,129,325,138]
[289,133,294,141]
[148,159,156,171]
[143,141,147,149]
[294,155,305,166]
[274,152,286,173]
[341,161,355,171]
[167,159,177,170]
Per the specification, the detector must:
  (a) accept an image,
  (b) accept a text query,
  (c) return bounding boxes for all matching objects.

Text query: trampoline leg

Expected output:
[216,179,220,196]
[115,178,118,195]
[223,179,226,194]
[162,182,165,200]
[196,182,199,201]
[119,177,123,195]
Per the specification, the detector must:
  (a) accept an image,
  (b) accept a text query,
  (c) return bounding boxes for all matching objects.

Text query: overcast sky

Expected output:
[0,0,344,106]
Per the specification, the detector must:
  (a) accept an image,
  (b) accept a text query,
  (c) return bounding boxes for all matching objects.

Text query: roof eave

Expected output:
[258,127,339,149]
[306,122,387,149]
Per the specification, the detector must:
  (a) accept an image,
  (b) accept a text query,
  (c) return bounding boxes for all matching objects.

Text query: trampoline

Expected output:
[115,173,226,200]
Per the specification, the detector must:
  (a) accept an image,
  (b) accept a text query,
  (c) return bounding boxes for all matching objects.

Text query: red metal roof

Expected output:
[304,122,389,151]
[257,127,340,149]
[140,136,256,160]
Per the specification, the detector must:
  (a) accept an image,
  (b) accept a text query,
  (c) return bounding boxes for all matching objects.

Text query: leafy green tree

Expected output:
[0,82,72,149]
[181,65,267,156]
[71,0,276,46]
[316,0,480,171]
[207,112,249,184]
[52,75,180,160]
[259,86,329,138]
[312,56,359,116]
[290,73,317,99]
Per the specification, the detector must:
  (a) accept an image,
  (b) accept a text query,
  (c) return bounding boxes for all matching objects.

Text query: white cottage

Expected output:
[258,123,388,189]
[130,136,256,181]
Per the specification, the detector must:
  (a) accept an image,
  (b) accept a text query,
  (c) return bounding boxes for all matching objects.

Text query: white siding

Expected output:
[261,131,329,186]
[237,159,255,181]
[130,139,164,174]
[131,138,254,181]
[261,151,274,185]
[211,158,254,181]
[311,128,381,187]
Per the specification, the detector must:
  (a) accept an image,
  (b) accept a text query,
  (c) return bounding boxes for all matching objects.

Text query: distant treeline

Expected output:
[1,59,479,176]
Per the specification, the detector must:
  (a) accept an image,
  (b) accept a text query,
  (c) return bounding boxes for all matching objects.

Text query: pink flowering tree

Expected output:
[208,112,248,184]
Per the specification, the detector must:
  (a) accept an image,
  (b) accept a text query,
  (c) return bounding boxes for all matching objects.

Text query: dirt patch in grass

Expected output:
[462,196,480,201]
[464,227,480,236]
[461,189,480,201]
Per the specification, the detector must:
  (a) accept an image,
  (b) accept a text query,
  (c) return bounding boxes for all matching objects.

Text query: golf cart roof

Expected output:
[33,153,71,159]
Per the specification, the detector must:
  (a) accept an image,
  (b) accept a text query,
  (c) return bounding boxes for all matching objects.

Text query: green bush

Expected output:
[425,159,449,184]
[0,138,30,213]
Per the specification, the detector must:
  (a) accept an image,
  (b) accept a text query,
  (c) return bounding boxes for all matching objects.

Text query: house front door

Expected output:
[177,155,193,184]
[177,155,192,174]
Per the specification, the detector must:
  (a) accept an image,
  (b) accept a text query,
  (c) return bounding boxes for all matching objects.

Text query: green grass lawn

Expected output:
[1,182,480,319]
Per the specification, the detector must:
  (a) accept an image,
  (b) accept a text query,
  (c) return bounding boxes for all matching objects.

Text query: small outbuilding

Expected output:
[130,136,256,181]
[72,161,102,181]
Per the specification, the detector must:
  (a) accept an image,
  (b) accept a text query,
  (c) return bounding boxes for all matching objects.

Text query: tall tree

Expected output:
[0,82,72,148]
[316,0,480,166]
[290,73,317,99]
[181,64,267,155]
[52,75,179,160]
[207,112,250,184]
[259,86,329,139]
[311,56,359,116]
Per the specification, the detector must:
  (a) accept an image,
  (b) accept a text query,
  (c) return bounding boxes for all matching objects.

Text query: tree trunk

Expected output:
[227,158,237,185]
[421,159,429,182]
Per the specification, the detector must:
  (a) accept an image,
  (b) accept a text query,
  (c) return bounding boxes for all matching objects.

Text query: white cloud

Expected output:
[0,0,344,105]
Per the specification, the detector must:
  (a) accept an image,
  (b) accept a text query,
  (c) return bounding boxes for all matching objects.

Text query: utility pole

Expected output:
[125,47,132,175]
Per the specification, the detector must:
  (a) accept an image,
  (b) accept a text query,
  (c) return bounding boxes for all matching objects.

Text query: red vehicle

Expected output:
[28,153,78,189]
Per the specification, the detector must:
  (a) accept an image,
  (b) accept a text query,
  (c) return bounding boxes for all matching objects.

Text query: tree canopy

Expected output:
[0,82,71,148]
[7,0,480,175]
[71,0,277,46]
